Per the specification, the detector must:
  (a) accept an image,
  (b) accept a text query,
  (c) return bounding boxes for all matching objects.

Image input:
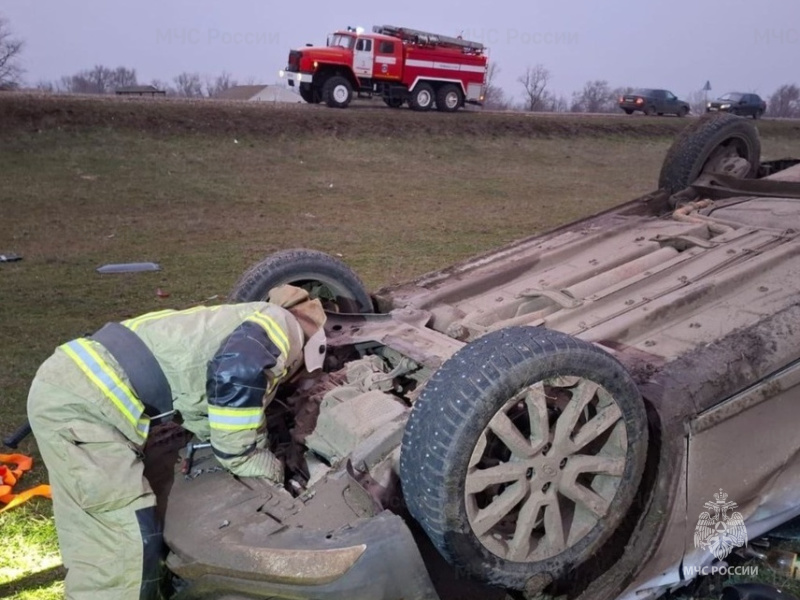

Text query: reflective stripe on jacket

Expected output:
[61,303,304,458]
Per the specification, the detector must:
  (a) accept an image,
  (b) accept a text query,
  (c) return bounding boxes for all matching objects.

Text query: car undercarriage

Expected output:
[150,113,800,600]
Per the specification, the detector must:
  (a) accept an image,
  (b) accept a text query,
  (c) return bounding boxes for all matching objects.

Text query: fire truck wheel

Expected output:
[436,84,462,112]
[322,76,353,109]
[409,83,435,111]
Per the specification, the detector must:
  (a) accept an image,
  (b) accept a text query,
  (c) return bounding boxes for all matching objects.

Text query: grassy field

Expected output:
[1,95,799,598]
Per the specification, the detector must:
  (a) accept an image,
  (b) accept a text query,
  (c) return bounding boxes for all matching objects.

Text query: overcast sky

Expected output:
[3,0,798,101]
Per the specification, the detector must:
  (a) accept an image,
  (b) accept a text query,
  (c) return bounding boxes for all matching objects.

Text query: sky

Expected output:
[3,0,798,102]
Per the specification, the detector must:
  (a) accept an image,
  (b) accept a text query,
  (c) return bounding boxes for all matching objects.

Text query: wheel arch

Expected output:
[314,65,360,90]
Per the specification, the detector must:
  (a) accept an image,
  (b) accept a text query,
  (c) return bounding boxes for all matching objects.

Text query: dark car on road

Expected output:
[707,92,767,119]
[618,88,690,117]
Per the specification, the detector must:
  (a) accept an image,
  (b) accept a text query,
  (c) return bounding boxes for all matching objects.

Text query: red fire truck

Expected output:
[279,25,488,112]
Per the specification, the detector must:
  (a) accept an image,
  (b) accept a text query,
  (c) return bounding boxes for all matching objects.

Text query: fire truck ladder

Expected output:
[372,25,485,52]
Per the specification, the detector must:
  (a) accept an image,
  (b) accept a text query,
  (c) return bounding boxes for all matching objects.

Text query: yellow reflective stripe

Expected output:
[123,309,175,331]
[208,406,262,417]
[247,313,290,358]
[62,339,148,439]
[208,406,263,431]
[124,305,223,330]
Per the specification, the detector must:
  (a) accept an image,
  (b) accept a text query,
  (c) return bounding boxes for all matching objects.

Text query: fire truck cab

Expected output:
[279,25,488,112]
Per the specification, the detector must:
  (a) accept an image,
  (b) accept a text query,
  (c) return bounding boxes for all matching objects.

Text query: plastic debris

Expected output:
[0,253,22,263]
[96,262,161,274]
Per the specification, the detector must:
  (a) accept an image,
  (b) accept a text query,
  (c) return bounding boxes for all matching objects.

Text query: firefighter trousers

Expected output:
[27,348,163,600]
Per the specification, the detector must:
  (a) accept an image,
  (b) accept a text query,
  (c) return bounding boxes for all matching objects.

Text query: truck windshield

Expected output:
[328,34,355,49]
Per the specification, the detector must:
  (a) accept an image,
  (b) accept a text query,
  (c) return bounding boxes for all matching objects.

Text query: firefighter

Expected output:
[27,285,327,600]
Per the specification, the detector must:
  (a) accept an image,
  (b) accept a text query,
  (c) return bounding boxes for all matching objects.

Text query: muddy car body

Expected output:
[160,114,800,600]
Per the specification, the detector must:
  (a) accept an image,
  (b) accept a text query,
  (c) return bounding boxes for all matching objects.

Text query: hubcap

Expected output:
[464,378,627,562]
[417,90,432,107]
[445,91,459,109]
[333,85,349,103]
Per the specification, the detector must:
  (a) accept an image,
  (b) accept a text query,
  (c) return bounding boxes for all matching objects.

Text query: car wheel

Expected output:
[677,106,688,118]
[436,84,463,112]
[623,109,633,115]
[230,248,373,313]
[643,105,656,116]
[400,326,648,590]
[409,82,435,111]
[753,110,763,120]
[658,112,761,194]
[322,76,353,109]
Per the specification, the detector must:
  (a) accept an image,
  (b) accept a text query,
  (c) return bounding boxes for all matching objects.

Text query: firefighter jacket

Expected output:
[60,302,306,478]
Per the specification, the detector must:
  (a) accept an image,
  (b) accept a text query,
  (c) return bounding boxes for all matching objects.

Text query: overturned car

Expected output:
[156,113,800,600]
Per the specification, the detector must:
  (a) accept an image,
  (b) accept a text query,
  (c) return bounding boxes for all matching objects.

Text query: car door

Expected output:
[353,38,374,79]
[664,91,679,114]
[744,94,757,116]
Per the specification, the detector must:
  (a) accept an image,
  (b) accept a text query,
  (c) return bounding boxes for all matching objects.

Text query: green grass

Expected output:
[1,124,798,598]
[0,505,64,599]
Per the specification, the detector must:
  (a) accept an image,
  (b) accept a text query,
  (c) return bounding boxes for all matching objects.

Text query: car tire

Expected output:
[644,105,656,116]
[658,112,761,194]
[753,110,763,120]
[230,248,373,313]
[322,76,353,109]
[677,106,688,118]
[400,326,648,591]
[436,84,463,112]
[409,82,435,111]
[623,109,633,115]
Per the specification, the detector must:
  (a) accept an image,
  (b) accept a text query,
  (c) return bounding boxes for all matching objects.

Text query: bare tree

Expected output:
[173,72,204,97]
[572,80,615,113]
[205,71,238,97]
[35,80,55,93]
[55,65,138,94]
[767,84,800,118]
[482,62,511,110]
[536,90,567,112]
[517,64,551,112]
[150,79,175,96]
[0,15,24,88]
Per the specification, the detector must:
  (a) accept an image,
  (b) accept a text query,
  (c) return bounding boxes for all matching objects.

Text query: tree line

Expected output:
[32,64,250,98]
[484,62,800,119]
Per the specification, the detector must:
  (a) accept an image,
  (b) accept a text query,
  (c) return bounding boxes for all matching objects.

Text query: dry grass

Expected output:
[0,110,798,598]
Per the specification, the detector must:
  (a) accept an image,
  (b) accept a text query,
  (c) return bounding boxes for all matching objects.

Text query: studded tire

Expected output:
[658,112,761,194]
[230,248,372,313]
[400,326,648,590]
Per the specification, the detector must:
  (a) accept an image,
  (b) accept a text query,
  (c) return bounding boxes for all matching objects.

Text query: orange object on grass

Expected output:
[0,454,51,514]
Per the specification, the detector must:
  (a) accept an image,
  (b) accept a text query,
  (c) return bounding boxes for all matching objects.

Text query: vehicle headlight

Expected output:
[279,69,286,78]
[721,103,731,109]
[706,102,711,107]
